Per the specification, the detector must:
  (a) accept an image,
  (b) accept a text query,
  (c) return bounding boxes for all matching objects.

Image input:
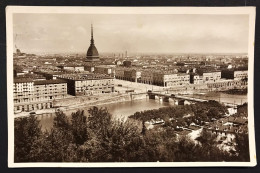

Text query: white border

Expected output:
[6,6,257,167]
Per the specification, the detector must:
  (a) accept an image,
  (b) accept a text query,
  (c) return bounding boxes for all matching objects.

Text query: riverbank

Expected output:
[32,91,245,131]
[14,90,247,119]
[14,92,147,118]
[221,88,247,95]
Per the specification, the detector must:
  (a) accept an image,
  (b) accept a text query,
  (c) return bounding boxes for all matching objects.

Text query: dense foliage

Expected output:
[129,100,228,128]
[14,105,249,162]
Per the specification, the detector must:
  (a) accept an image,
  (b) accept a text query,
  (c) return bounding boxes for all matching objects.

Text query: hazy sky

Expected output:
[13,13,249,54]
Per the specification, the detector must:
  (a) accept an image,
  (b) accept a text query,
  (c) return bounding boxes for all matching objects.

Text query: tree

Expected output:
[207,107,220,119]
[14,106,240,162]
[14,115,41,162]
[175,136,198,161]
[237,103,248,117]
[28,131,55,162]
[29,111,74,162]
[53,111,70,131]
[88,106,112,130]
[71,110,88,145]
[76,131,103,162]
[97,119,142,162]
[235,132,250,161]
[196,129,217,148]
[195,129,230,161]
[88,106,112,135]
[141,120,146,135]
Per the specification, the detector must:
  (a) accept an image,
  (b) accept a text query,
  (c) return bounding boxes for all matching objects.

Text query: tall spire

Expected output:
[91,23,94,45]
[86,23,100,62]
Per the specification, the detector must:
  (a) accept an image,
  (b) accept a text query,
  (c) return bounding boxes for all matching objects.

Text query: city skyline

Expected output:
[13,14,249,54]
[8,6,255,167]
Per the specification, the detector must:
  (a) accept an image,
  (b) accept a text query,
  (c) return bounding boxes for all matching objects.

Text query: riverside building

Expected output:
[221,70,248,80]
[199,71,221,83]
[13,78,67,112]
[115,67,141,82]
[190,73,204,84]
[152,72,190,87]
[58,73,114,96]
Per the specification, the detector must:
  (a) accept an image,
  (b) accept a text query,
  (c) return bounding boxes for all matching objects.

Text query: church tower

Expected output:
[86,24,100,61]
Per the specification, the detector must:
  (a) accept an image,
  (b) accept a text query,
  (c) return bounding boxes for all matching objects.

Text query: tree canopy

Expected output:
[14,105,249,162]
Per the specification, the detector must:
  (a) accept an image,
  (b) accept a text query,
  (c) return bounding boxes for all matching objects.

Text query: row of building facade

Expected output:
[56,64,116,77]
[115,67,247,87]
[13,66,247,112]
[13,79,67,112]
[13,72,115,112]
[58,73,114,96]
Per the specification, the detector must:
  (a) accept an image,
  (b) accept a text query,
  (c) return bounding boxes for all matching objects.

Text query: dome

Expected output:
[87,44,99,57]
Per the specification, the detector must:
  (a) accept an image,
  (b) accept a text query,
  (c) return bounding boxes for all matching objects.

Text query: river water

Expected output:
[38,92,247,131]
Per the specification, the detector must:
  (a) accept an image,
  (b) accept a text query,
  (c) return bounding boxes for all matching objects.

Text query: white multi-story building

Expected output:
[13,78,67,112]
[59,73,114,96]
[190,74,204,84]
[234,71,248,80]
[202,71,221,83]
[163,73,190,87]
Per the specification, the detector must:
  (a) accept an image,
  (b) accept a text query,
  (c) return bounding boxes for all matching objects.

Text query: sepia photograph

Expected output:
[6,6,256,167]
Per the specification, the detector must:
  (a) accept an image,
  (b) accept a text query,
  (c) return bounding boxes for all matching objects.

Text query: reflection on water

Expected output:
[38,92,247,131]
[104,98,174,118]
[38,114,54,131]
[39,98,174,131]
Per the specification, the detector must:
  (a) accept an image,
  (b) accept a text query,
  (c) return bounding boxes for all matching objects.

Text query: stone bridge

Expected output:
[147,91,238,107]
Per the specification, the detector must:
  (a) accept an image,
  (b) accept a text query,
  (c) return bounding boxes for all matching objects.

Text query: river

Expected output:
[38,92,247,131]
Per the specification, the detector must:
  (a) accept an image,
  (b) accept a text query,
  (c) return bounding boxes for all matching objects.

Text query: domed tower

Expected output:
[86,24,100,61]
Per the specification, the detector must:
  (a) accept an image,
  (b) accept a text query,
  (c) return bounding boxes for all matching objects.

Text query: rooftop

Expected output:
[57,65,84,68]
[34,70,64,75]
[14,78,33,83]
[59,73,113,81]
[197,70,221,76]
[34,79,67,85]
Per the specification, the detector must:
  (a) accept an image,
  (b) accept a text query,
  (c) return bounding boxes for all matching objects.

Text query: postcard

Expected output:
[6,6,256,167]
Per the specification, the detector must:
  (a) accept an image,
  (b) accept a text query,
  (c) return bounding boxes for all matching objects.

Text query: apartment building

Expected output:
[13,78,34,104]
[57,65,85,72]
[13,78,67,112]
[141,71,190,87]
[163,73,190,87]
[115,67,141,82]
[94,65,115,77]
[59,73,114,96]
[201,71,221,83]
[234,71,248,80]
[190,74,204,84]
[140,70,154,84]
[221,70,247,81]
